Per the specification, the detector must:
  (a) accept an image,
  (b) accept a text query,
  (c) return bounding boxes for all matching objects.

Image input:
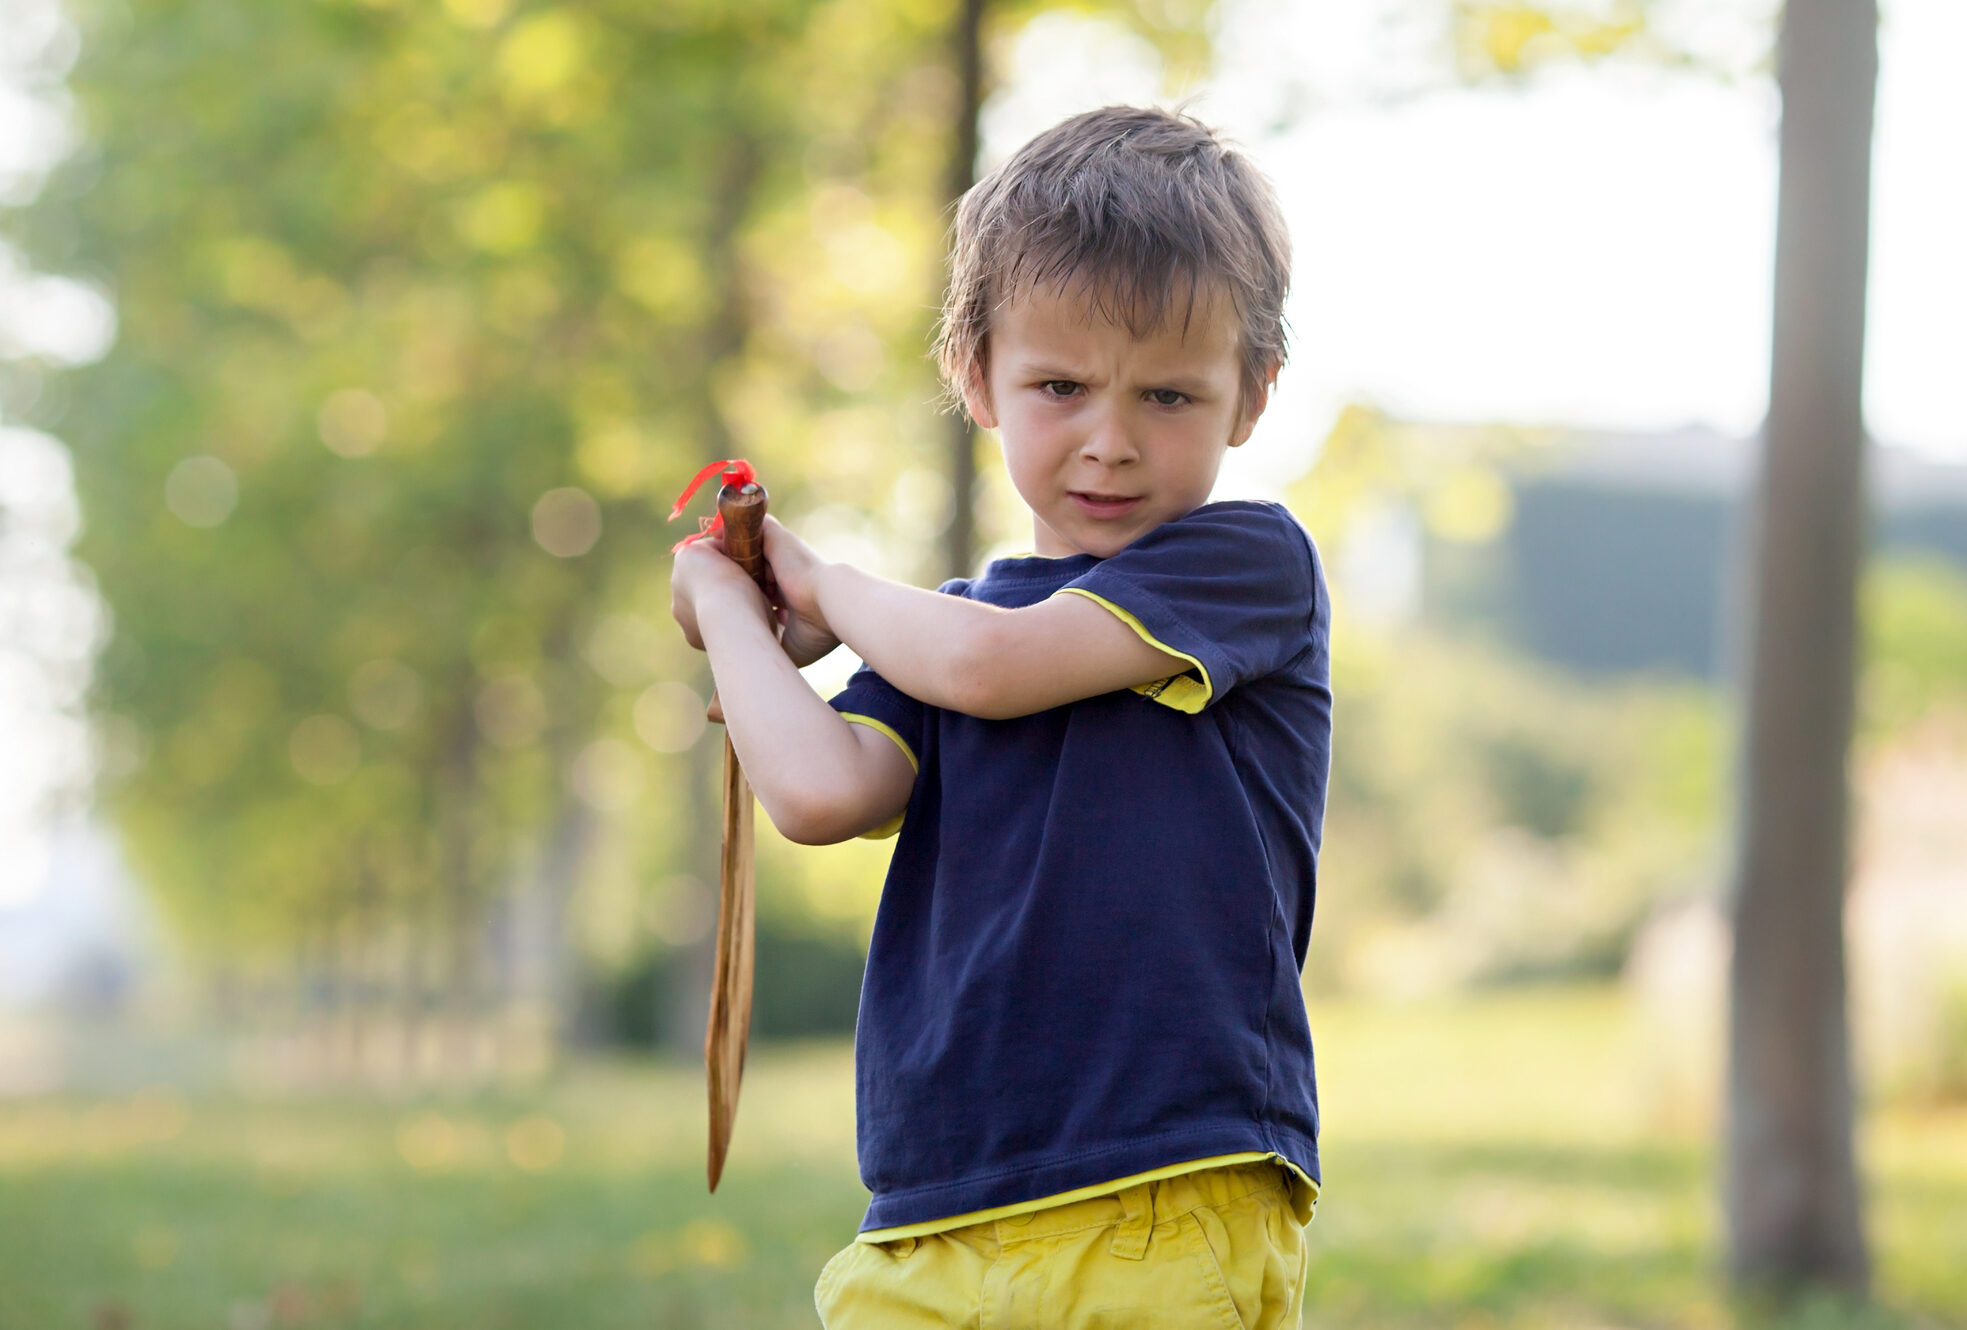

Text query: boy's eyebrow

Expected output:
[1009,358,1094,381]
[1138,371,1217,395]
[1009,359,1221,394]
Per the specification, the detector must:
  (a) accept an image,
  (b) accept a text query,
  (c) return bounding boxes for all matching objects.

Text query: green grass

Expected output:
[2,989,1962,1329]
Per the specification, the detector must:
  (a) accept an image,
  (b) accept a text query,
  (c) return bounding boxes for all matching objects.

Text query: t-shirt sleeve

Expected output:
[829,661,923,770]
[825,580,970,838]
[1051,501,1318,713]
[826,662,924,841]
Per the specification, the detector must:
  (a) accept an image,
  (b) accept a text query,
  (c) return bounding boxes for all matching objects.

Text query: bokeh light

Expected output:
[531,486,600,558]
[633,680,706,754]
[288,715,360,785]
[570,737,645,811]
[315,388,388,458]
[162,456,237,528]
[349,658,422,731]
[474,672,546,749]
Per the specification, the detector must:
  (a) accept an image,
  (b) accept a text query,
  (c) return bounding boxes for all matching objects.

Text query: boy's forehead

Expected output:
[993,277,1241,366]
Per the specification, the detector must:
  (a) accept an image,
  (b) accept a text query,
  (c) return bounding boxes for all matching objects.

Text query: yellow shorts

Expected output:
[814,1160,1309,1329]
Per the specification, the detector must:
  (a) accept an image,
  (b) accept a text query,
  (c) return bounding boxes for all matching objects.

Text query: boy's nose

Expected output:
[1078,413,1139,467]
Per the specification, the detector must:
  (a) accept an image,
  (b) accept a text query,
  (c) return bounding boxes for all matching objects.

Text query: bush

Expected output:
[598,924,867,1050]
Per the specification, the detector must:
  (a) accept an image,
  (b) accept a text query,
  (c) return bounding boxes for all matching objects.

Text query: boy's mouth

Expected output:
[1069,491,1142,517]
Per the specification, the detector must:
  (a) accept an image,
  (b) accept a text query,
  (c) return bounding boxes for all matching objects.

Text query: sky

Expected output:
[2,0,1965,922]
[985,0,1966,501]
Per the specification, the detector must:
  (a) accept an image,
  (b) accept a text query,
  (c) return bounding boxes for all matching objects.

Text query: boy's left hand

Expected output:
[760,516,842,668]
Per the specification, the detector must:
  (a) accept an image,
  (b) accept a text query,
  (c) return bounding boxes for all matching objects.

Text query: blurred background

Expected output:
[1,0,1963,1326]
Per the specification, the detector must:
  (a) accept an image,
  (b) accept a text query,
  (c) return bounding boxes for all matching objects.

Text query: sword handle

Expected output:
[706,481,770,725]
[718,480,769,585]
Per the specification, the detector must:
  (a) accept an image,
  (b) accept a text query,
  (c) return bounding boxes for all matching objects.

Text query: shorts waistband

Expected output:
[896,1160,1289,1260]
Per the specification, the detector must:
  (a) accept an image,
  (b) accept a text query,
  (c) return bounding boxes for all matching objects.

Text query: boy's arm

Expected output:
[692,575,916,846]
[814,561,1190,720]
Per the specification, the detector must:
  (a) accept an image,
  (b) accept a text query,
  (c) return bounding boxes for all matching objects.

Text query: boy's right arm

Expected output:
[692,573,916,845]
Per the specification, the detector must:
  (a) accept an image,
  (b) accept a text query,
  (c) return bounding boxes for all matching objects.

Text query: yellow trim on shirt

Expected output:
[838,713,916,840]
[1051,587,1212,713]
[840,713,918,772]
[856,1151,1318,1244]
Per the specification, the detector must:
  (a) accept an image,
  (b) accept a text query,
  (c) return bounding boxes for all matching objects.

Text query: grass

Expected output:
[1,988,1962,1329]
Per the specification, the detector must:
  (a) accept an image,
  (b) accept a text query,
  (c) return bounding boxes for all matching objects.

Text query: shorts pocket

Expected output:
[1180,1210,1252,1330]
[813,1241,860,1326]
[1188,1192,1305,1330]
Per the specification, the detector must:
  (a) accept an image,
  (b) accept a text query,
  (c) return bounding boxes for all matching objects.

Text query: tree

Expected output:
[941,0,987,582]
[11,0,994,1072]
[1726,0,1877,1295]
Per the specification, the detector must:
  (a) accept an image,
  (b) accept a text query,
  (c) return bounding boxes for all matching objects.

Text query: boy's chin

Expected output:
[1033,500,1168,558]
[1039,528,1134,560]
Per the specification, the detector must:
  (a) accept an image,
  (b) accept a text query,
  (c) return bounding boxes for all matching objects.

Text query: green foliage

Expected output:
[6,0,1249,987]
[601,920,865,1045]
[1286,404,1548,554]
[1289,407,1967,999]
[1450,1,1650,79]
[11,0,984,961]
[1446,0,1736,83]
[1311,622,1725,992]
[1861,555,1967,739]
[1481,732,1593,839]
[1285,410,1729,993]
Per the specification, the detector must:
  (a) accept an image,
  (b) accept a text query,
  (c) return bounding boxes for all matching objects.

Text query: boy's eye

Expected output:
[1040,380,1081,398]
[1146,389,1188,407]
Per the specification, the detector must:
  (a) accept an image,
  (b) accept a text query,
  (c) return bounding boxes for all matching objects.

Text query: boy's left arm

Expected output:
[764,519,1185,720]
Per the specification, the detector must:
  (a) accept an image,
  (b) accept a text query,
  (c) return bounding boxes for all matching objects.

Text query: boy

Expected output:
[670,105,1330,1328]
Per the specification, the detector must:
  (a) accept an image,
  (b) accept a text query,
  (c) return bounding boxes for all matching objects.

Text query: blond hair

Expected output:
[936,105,1292,412]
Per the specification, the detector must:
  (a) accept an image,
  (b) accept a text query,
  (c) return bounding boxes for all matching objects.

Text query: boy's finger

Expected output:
[762,515,797,553]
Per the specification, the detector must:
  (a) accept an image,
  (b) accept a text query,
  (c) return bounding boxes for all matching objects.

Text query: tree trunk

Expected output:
[440,692,484,1084]
[943,0,987,582]
[1726,0,1877,1296]
[510,788,595,1064]
[506,611,601,1068]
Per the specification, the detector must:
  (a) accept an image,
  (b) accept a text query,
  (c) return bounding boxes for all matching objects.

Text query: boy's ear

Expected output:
[960,363,998,430]
[1228,363,1280,448]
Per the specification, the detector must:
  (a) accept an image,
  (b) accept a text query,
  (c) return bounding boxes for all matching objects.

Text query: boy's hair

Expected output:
[936,105,1291,413]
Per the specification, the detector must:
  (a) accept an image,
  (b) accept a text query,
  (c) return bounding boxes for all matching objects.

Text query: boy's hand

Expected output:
[670,532,772,651]
[760,516,841,669]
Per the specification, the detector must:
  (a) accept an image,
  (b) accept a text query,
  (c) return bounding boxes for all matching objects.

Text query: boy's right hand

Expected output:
[761,516,840,669]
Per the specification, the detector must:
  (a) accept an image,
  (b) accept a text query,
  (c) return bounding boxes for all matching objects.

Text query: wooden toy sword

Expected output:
[669,458,770,1191]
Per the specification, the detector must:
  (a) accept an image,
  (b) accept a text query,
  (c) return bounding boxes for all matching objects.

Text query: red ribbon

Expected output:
[668,458,758,553]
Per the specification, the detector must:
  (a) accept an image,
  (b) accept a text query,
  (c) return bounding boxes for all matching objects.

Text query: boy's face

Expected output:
[964,281,1271,560]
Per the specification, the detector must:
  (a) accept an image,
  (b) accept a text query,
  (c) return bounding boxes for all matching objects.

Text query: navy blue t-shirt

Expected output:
[827,499,1331,1233]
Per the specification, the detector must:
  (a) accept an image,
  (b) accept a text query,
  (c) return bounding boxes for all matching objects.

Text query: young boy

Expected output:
[670,105,1330,1328]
